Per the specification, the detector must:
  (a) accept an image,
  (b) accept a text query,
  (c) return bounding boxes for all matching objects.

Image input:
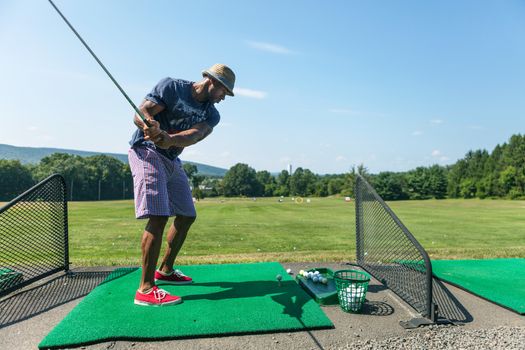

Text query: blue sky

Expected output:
[1,0,524,174]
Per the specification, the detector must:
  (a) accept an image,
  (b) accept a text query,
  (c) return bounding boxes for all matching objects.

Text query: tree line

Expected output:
[0,153,132,201]
[1,134,523,202]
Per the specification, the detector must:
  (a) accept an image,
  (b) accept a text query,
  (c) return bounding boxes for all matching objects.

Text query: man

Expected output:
[128,64,235,306]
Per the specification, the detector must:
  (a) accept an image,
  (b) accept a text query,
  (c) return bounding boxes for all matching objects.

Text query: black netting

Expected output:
[355,174,433,319]
[0,174,68,297]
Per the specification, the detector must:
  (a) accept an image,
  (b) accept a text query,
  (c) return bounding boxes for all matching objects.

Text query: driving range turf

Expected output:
[64,197,525,266]
[38,262,333,349]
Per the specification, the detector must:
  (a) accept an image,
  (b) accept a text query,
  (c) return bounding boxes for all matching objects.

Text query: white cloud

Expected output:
[412,130,423,136]
[246,41,294,54]
[335,155,346,162]
[430,150,449,162]
[430,119,443,125]
[234,88,267,99]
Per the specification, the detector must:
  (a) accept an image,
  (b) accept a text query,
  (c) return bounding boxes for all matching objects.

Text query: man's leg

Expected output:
[139,215,169,292]
[158,215,196,273]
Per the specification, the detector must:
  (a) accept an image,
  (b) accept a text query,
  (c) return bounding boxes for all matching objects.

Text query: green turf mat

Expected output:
[39,262,333,349]
[432,258,525,314]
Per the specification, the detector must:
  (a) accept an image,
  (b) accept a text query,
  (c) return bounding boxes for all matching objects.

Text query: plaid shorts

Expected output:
[128,146,196,219]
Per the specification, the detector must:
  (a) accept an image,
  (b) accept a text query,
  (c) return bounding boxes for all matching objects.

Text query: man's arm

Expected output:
[133,100,165,128]
[134,100,165,143]
[154,122,213,149]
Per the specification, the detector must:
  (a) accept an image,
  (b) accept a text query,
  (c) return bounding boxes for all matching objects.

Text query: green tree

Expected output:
[84,155,127,200]
[372,172,408,200]
[341,165,364,197]
[183,163,198,179]
[275,170,290,196]
[289,167,317,196]
[222,163,262,197]
[499,165,518,195]
[314,177,329,196]
[428,165,448,199]
[122,164,134,199]
[406,167,432,199]
[327,177,344,196]
[459,178,477,198]
[183,163,205,199]
[33,153,87,200]
[0,160,35,201]
[256,170,277,197]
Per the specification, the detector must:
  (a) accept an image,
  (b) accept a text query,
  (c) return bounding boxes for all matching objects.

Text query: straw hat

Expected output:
[202,64,235,96]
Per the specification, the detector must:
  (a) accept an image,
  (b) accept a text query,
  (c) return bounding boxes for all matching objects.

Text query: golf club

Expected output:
[47,0,151,127]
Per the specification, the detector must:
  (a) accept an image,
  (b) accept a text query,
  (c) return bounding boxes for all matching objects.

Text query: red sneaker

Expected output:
[134,286,182,306]
[155,269,193,285]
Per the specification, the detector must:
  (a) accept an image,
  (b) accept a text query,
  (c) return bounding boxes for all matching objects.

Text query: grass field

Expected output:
[62,197,525,266]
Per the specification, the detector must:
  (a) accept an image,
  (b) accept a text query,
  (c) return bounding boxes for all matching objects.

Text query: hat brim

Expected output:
[202,71,234,96]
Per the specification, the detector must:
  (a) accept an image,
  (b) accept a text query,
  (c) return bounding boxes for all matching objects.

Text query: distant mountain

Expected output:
[0,144,227,177]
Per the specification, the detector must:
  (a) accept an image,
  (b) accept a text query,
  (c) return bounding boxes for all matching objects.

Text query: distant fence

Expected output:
[0,174,68,297]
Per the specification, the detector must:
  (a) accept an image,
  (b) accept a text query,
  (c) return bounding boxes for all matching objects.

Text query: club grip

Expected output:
[143,118,152,128]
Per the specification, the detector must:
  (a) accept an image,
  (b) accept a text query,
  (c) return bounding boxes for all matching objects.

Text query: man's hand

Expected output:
[143,119,164,143]
[153,130,172,149]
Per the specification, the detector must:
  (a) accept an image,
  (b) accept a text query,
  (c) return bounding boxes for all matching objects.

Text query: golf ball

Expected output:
[314,271,320,275]
[286,268,292,274]
[313,276,319,283]
[299,269,304,276]
[321,277,328,284]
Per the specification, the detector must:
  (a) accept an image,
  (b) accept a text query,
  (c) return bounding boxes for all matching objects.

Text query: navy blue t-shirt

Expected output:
[129,78,220,160]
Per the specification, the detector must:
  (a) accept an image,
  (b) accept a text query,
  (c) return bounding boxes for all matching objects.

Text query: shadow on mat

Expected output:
[181,280,330,349]
[184,280,310,303]
[272,292,328,350]
[0,268,136,329]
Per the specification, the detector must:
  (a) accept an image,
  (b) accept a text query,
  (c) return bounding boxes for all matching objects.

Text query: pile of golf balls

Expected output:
[338,284,365,311]
[299,269,328,284]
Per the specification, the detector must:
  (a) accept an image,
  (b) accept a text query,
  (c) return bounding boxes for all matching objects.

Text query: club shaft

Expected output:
[47,0,150,126]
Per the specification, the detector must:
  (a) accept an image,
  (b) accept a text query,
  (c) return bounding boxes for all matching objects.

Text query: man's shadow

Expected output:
[180,280,330,350]
[182,280,309,306]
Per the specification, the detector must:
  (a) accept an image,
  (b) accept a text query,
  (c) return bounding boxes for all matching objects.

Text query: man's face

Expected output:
[208,78,228,104]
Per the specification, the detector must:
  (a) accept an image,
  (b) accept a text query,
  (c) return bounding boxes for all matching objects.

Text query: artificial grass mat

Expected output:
[39,262,333,349]
[432,258,525,314]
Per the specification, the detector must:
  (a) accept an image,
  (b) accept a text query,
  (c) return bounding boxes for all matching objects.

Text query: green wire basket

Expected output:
[334,270,371,313]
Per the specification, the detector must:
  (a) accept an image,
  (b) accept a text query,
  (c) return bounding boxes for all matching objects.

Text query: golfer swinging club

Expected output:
[129,64,235,306]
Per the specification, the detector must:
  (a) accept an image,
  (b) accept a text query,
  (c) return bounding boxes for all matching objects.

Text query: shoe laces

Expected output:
[174,269,187,278]
[153,287,168,301]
